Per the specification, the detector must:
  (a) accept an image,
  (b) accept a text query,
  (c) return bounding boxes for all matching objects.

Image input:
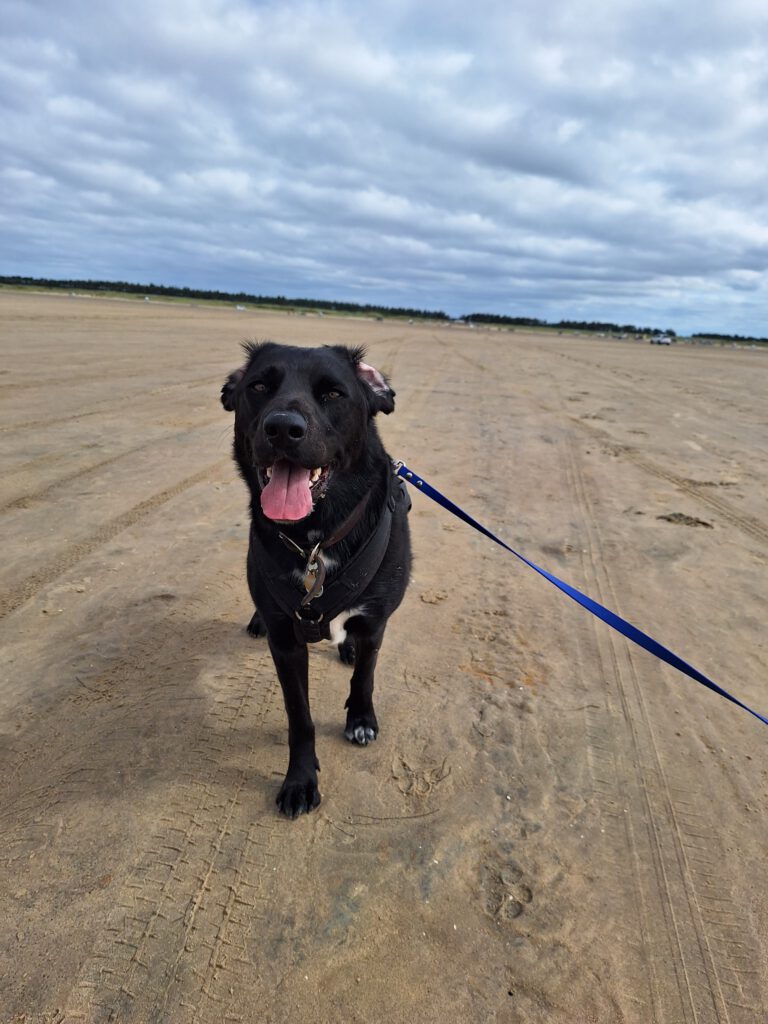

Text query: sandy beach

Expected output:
[1,291,767,1023]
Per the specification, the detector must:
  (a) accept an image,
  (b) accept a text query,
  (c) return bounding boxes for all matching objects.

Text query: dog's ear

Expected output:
[221,367,245,411]
[327,344,396,415]
[357,361,395,415]
[353,353,395,415]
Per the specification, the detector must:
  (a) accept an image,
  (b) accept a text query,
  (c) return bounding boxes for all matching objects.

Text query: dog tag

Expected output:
[303,564,324,599]
[303,571,316,592]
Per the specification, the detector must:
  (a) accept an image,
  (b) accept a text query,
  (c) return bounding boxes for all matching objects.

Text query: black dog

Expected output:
[221,342,411,818]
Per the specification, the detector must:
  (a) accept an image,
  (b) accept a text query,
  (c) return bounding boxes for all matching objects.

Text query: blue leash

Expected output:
[394,461,768,728]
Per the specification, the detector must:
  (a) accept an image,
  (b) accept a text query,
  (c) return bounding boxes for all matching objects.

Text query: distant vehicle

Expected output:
[651,335,672,345]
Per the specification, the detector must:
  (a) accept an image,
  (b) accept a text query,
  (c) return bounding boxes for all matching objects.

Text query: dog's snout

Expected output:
[263,409,308,447]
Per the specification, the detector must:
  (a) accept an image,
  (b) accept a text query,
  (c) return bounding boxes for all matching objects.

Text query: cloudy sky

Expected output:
[2,0,768,334]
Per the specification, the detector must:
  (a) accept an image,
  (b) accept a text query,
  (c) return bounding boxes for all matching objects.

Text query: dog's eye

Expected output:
[250,381,268,393]
[323,389,343,401]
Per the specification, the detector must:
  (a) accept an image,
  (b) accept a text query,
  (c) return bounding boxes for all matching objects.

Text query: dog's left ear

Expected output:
[356,360,395,415]
[221,367,245,411]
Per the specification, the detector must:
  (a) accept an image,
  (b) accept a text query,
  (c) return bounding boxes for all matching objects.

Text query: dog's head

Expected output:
[221,342,395,524]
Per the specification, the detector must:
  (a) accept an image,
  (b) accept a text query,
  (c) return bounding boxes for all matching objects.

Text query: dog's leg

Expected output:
[268,621,320,818]
[337,636,356,665]
[344,623,384,746]
[246,610,266,637]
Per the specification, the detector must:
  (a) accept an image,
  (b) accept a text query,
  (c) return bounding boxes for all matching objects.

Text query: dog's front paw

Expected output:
[276,771,321,819]
[344,711,379,746]
[246,611,266,638]
[338,638,356,665]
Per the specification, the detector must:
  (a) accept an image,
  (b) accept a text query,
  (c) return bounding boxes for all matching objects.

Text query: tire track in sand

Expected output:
[551,347,768,458]
[572,417,768,548]
[63,671,285,1023]
[564,433,762,1023]
[0,373,220,436]
[0,460,227,619]
[0,419,222,513]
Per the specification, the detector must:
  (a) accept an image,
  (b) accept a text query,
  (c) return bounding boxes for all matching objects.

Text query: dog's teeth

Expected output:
[265,466,273,480]
[310,467,321,483]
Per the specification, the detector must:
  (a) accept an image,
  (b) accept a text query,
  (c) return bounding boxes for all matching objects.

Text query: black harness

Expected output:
[251,473,410,643]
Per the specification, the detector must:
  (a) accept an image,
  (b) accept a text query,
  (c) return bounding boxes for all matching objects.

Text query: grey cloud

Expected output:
[2,0,768,334]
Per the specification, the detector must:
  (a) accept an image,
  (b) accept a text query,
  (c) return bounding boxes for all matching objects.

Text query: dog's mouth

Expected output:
[258,459,331,522]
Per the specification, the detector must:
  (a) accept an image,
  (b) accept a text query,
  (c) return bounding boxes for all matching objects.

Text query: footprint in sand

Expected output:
[480,858,534,921]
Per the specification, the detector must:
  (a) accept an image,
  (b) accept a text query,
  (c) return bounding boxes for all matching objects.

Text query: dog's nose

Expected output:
[263,409,308,447]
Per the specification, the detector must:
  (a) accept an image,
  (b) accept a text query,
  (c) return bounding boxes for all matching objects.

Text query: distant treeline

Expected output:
[464,312,676,336]
[10,276,744,340]
[0,276,450,322]
[692,332,768,344]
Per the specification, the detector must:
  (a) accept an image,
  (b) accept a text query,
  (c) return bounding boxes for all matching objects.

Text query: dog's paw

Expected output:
[344,711,379,746]
[276,773,321,819]
[338,638,356,665]
[246,611,266,638]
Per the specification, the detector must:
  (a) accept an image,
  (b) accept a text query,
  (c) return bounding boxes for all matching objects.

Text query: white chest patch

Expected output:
[328,606,366,646]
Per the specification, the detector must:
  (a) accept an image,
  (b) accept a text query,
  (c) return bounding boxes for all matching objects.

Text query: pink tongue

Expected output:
[260,460,314,521]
